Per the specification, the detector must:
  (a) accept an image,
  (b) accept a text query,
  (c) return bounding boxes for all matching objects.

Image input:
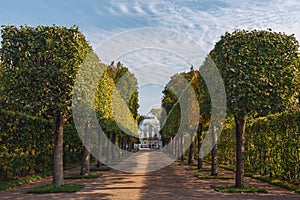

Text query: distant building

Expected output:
[138,112,162,148]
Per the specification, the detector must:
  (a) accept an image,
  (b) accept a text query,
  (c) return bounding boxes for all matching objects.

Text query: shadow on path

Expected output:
[1,151,300,199]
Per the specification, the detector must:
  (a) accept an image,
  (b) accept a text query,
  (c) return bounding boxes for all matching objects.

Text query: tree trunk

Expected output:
[81,121,91,175]
[197,123,203,169]
[211,122,218,176]
[235,116,247,188]
[175,136,178,158]
[106,133,111,163]
[112,132,116,160]
[96,129,103,168]
[118,136,122,159]
[122,137,127,156]
[177,136,181,158]
[188,134,195,165]
[171,137,175,155]
[128,138,132,152]
[181,134,185,161]
[168,137,173,154]
[52,115,67,186]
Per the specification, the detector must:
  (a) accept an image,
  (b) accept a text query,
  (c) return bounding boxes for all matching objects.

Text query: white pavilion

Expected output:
[138,112,162,148]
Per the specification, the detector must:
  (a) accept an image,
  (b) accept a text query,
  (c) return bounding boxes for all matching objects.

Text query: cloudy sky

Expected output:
[1,0,299,114]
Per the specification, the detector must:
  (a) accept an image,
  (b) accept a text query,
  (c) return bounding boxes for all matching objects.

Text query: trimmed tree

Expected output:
[161,71,201,162]
[74,52,105,175]
[0,25,91,186]
[208,29,299,187]
[94,62,139,164]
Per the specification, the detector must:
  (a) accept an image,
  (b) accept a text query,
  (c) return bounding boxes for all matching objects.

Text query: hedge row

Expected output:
[0,110,83,181]
[218,111,300,183]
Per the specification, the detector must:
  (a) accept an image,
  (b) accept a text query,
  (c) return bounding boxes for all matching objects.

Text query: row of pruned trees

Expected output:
[160,29,300,187]
[0,25,139,186]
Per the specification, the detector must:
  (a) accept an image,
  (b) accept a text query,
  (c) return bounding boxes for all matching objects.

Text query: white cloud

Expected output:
[134,4,146,15]
[87,0,300,114]
[118,3,130,14]
[1,0,299,114]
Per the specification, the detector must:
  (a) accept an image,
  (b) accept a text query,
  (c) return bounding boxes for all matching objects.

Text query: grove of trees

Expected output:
[0,24,299,192]
[161,29,299,188]
[0,25,139,186]
[208,29,299,187]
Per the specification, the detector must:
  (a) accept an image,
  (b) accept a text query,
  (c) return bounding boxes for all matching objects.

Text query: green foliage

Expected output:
[93,62,139,154]
[90,166,111,171]
[209,29,299,117]
[160,101,181,144]
[0,172,51,191]
[27,183,84,194]
[114,62,139,120]
[194,174,233,179]
[185,167,211,172]
[0,162,81,192]
[218,163,300,193]
[209,29,300,187]
[0,25,91,117]
[211,184,267,193]
[218,111,300,183]
[0,110,83,181]
[161,69,212,143]
[0,25,91,186]
[245,173,300,194]
[94,70,115,121]
[64,173,102,179]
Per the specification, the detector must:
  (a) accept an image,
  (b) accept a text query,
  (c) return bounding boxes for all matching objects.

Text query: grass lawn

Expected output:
[90,166,112,171]
[244,173,300,194]
[0,173,51,191]
[211,184,267,193]
[195,174,234,179]
[218,164,300,194]
[0,162,81,192]
[27,183,84,194]
[64,173,102,179]
[185,167,211,172]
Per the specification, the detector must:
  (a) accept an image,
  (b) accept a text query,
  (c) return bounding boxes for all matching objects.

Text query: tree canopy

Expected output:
[0,25,91,186]
[208,29,300,187]
[209,29,299,118]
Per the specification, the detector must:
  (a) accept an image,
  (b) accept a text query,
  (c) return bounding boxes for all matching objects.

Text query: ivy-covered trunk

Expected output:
[81,121,91,175]
[52,115,67,186]
[197,123,203,169]
[211,122,218,176]
[235,116,247,188]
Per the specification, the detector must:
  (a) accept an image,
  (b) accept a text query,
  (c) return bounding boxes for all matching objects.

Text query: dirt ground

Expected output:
[1,150,299,200]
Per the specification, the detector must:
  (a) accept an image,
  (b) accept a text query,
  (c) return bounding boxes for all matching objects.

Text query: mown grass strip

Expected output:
[218,164,300,194]
[0,162,81,192]
[0,173,51,191]
[27,183,84,194]
[64,173,102,179]
[185,167,211,172]
[90,166,112,171]
[211,184,267,193]
[195,174,233,179]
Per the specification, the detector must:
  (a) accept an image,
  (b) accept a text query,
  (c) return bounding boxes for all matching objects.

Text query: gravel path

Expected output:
[1,150,299,200]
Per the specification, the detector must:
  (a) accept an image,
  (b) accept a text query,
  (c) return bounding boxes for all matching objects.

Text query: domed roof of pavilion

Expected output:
[139,112,160,128]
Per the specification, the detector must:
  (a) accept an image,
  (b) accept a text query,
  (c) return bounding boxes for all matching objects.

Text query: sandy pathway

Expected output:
[1,150,299,200]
